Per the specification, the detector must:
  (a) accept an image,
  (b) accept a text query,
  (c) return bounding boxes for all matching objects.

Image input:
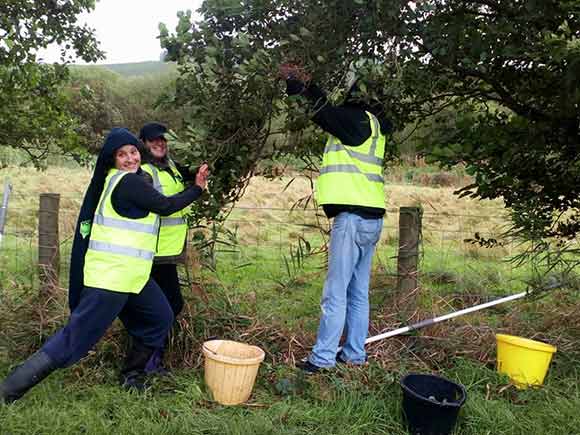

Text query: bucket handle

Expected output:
[456,383,468,407]
[204,346,218,356]
[203,338,220,356]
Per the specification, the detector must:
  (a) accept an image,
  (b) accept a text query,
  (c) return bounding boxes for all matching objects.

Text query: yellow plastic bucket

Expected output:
[496,334,556,389]
[202,340,265,405]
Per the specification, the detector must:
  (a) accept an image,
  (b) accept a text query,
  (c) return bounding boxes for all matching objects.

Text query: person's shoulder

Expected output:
[340,106,370,124]
[121,171,142,180]
[118,171,151,187]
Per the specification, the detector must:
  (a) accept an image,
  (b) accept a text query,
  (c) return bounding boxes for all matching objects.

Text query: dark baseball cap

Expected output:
[139,122,168,141]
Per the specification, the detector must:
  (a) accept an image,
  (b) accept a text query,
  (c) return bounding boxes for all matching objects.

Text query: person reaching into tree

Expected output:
[279,63,393,374]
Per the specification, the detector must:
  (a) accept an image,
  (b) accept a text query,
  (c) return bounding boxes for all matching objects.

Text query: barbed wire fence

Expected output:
[0,187,528,312]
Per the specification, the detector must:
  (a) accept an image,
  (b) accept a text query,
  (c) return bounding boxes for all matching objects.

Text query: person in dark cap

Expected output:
[139,122,195,321]
[278,64,392,374]
[0,128,209,403]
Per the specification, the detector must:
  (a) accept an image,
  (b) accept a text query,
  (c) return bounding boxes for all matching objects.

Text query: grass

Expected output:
[3,357,580,434]
[1,165,580,434]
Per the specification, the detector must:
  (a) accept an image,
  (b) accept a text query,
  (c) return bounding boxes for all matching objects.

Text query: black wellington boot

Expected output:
[0,351,57,404]
[120,341,156,392]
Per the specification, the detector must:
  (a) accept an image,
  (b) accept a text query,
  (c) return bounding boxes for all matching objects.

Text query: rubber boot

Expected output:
[0,351,57,404]
[144,347,169,376]
[120,341,158,392]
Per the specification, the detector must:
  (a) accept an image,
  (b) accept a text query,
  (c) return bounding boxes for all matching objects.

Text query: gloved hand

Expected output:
[278,63,311,83]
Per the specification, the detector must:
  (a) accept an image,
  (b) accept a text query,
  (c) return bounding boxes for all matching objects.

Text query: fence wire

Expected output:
[0,189,526,306]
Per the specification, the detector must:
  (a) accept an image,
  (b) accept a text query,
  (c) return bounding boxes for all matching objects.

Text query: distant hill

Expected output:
[73,61,177,77]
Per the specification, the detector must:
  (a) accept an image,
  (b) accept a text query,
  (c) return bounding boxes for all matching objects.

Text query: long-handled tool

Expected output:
[362,279,563,347]
[365,292,527,345]
[0,179,12,248]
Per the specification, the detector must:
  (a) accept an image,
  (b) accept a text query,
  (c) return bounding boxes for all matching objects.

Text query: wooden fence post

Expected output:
[39,193,60,294]
[396,207,422,313]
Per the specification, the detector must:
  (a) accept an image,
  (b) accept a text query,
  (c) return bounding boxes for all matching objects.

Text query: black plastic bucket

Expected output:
[400,373,467,435]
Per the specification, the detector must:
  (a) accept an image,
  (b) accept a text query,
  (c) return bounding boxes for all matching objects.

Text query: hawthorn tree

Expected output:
[159,0,403,221]
[399,0,580,267]
[161,0,579,262]
[0,0,103,161]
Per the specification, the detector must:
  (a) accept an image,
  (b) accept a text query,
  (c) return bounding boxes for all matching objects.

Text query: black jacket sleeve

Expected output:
[285,78,371,147]
[111,172,203,218]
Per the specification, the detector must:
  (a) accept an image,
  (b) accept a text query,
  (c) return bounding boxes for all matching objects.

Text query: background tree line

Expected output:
[0,1,183,166]
[65,65,183,155]
[1,0,579,269]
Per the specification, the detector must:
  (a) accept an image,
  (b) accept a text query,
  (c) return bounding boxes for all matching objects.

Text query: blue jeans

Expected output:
[309,212,383,367]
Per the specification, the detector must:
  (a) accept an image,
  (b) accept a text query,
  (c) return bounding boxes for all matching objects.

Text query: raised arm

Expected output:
[112,164,208,216]
[279,64,372,146]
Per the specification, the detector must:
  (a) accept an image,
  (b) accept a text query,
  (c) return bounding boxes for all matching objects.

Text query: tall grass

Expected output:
[1,165,580,434]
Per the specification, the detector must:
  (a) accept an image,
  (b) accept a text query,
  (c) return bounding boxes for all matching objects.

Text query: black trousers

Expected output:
[42,279,174,368]
[150,263,184,317]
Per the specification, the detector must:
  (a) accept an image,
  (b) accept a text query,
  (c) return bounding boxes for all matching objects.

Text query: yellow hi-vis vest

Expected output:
[315,112,386,209]
[84,169,160,293]
[141,160,188,257]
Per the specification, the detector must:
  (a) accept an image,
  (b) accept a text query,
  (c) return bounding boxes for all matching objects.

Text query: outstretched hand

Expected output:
[195,163,209,189]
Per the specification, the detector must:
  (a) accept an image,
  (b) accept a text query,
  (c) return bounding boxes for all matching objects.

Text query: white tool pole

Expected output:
[364,291,529,346]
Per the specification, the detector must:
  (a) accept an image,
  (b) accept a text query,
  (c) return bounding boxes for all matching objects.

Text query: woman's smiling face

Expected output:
[145,137,168,160]
[114,144,141,172]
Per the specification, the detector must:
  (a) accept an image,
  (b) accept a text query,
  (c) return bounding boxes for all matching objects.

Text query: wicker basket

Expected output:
[202,340,265,405]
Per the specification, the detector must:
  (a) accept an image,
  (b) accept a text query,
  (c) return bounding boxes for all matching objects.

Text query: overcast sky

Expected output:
[40,0,202,64]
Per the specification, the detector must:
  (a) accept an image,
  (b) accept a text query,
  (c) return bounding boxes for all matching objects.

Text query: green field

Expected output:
[70,61,177,77]
[1,166,579,434]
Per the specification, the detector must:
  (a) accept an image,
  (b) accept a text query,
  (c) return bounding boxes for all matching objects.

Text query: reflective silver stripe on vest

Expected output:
[320,164,384,183]
[148,165,163,193]
[325,113,382,166]
[145,163,185,228]
[365,173,384,183]
[98,171,126,216]
[88,240,155,260]
[326,144,383,166]
[368,114,380,156]
[160,217,186,226]
[93,215,159,234]
[168,159,182,181]
[95,171,160,233]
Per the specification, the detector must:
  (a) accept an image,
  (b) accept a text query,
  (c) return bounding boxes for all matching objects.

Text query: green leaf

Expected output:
[158,22,168,37]
[206,46,219,56]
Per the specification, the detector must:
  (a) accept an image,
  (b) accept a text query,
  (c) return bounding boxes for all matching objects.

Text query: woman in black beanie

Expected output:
[0,128,209,403]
